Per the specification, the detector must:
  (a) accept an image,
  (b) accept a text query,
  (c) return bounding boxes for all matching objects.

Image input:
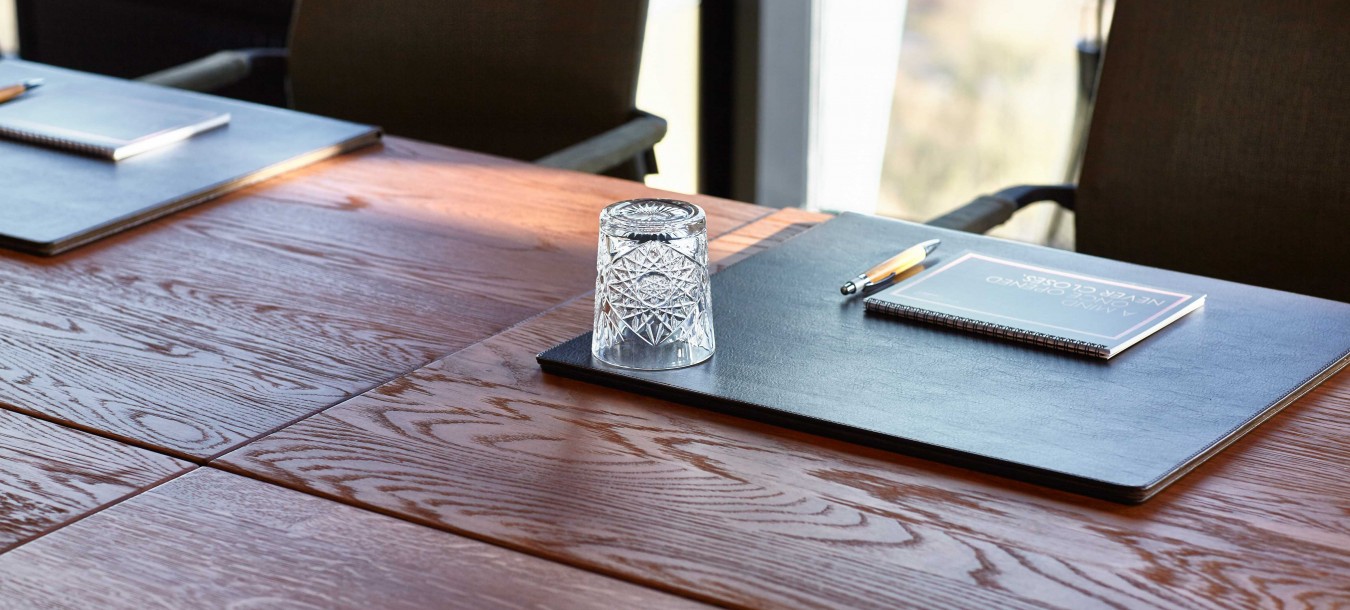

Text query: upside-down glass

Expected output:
[592,199,715,370]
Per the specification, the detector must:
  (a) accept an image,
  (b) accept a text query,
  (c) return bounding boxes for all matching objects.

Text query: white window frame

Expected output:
[755,0,907,213]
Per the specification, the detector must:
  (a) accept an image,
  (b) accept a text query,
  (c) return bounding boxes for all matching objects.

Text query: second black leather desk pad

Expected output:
[0,60,378,254]
[539,213,1350,502]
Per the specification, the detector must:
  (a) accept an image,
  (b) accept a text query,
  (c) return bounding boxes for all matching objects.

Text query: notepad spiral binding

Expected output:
[0,126,113,158]
[863,299,1111,357]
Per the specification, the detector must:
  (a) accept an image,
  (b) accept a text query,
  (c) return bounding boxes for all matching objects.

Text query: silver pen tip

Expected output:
[840,281,858,295]
[920,239,941,256]
[22,79,43,90]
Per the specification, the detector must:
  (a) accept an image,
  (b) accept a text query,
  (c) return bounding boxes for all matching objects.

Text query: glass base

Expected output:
[593,339,714,371]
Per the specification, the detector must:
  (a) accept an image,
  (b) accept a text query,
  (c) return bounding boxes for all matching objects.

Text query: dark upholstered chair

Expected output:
[928,0,1350,302]
[15,0,293,106]
[140,0,665,180]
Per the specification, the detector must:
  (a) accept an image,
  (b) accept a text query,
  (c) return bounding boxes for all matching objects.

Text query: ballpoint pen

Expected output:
[0,79,43,104]
[839,238,941,295]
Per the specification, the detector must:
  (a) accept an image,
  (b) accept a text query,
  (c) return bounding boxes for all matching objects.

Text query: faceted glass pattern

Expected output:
[592,199,714,370]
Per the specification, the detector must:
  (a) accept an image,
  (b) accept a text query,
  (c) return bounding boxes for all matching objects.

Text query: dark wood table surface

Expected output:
[0,137,767,462]
[0,137,1345,609]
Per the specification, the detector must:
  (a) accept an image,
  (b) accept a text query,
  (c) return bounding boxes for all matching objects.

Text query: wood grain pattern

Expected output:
[217,210,1350,609]
[0,409,190,553]
[0,137,771,460]
[0,468,709,609]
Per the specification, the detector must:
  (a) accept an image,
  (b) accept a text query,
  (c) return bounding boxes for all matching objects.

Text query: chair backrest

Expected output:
[1075,0,1349,301]
[16,0,292,106]
[287,0,648,164]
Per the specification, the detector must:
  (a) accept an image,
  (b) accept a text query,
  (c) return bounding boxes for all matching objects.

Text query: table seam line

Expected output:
[204,460,740,610]
[197,205,789,466]
[0,464,198,556]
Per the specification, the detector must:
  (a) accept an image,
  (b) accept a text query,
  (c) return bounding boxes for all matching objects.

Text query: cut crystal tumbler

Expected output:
[592,199,715,370]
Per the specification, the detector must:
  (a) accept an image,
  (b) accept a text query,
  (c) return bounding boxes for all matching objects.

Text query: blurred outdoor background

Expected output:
[638,0,1094,246]
[0,0,14,56]
[881,0,1084,246]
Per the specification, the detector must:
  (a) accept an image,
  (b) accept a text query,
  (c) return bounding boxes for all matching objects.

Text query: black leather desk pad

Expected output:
[538,213,1350,503]
[0,60,379,254]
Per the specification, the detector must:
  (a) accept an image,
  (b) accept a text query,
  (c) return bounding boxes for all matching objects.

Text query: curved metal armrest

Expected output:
[926,184,1076,234]
[138,48,288,92]
[535,111,667,175]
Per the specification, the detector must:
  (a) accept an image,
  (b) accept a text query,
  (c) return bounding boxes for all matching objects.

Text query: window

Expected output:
[736,0,1101,247]
[880,0,1088,246]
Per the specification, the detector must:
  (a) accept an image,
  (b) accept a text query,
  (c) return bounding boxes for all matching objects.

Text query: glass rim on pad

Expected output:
[592,198,715,370]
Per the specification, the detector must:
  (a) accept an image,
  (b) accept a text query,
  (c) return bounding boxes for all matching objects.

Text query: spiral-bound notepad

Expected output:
[864,252,1205,358]
[0,85,229,160]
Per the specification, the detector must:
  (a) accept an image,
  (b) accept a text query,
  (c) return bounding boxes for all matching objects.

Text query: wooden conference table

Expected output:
[0,137,1345,609]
